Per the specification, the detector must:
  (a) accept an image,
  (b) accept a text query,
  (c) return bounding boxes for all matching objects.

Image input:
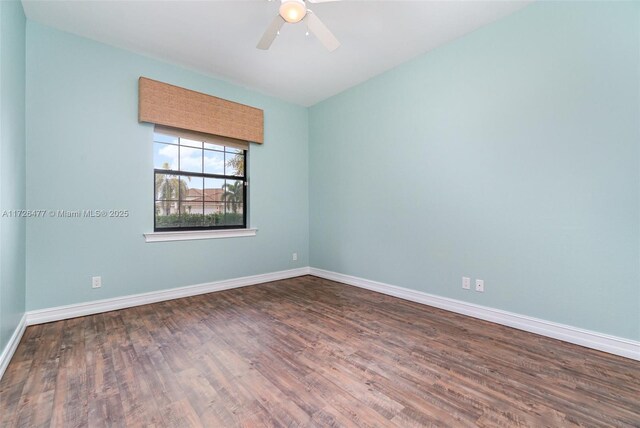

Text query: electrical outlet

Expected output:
[475,279,484,292]
[462,277,471,290]
[92,276,102,289]
[292,252,298,261]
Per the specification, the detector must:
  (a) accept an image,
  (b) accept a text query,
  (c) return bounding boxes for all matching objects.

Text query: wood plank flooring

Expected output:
[1,275,639,427]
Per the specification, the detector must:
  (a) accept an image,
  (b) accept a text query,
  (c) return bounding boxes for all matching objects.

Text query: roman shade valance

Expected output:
[138,77,264,144]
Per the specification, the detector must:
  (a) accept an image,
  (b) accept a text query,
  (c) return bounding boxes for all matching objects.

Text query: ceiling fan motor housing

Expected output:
[279,0,307,23]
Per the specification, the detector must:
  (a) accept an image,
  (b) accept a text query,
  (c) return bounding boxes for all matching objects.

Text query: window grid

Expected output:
[153,133,247,231]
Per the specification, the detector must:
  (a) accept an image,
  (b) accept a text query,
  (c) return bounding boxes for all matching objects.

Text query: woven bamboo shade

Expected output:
[139,77,264,144]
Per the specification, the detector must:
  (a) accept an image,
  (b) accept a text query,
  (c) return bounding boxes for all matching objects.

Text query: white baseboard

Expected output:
[26,267,311,326]
[4,264,636,384]
[0,313,27,380]
[309,267,640,361]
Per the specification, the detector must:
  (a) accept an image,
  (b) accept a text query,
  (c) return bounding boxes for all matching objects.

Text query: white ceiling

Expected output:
[22,0,532,106]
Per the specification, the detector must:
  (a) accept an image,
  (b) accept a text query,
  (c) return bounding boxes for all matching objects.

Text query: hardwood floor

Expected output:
[1,275,639,427]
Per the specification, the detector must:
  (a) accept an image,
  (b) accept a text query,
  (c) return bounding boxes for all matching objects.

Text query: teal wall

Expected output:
[26,22,309,310]
[21,2,640,342]
[309,2,640,340]
[0,0,26,354]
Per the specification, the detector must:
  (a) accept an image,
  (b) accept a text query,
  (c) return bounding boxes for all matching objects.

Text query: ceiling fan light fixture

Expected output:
[279,0,306,23]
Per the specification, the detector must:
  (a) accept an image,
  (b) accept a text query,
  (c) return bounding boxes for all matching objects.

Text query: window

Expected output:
[153,128,247,231]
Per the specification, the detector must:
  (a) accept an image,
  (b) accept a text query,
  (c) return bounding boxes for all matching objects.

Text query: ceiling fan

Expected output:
[257,0,341,52]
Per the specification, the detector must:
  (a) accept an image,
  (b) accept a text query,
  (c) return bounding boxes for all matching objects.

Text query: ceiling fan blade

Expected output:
[257,15,285,50]
[304,11,340,51]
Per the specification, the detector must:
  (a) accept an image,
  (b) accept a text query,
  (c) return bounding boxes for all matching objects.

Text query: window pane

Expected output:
[154,143,178,170]
[221,180,244,226]
[223,203,244,226]
[154,133,178,144]
[222,179,244,205]
[204,177,224,199]
[155,201,180,229]
[204,177,224,219]
[181,176,204,202]
[180,146,203,173]
[204,142,224,151]
[180,138,202,149]
[225,153,245,177]
[174,175,192,200]
[204,150,224,175]
[203,211,223,227]
[179,201,204,227]
[225,147,242,154]
[202,178,223,226]
[155,173,179,200]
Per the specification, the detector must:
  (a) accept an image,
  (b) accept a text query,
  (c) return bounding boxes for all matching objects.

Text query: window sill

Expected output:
[144,228,257,243]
